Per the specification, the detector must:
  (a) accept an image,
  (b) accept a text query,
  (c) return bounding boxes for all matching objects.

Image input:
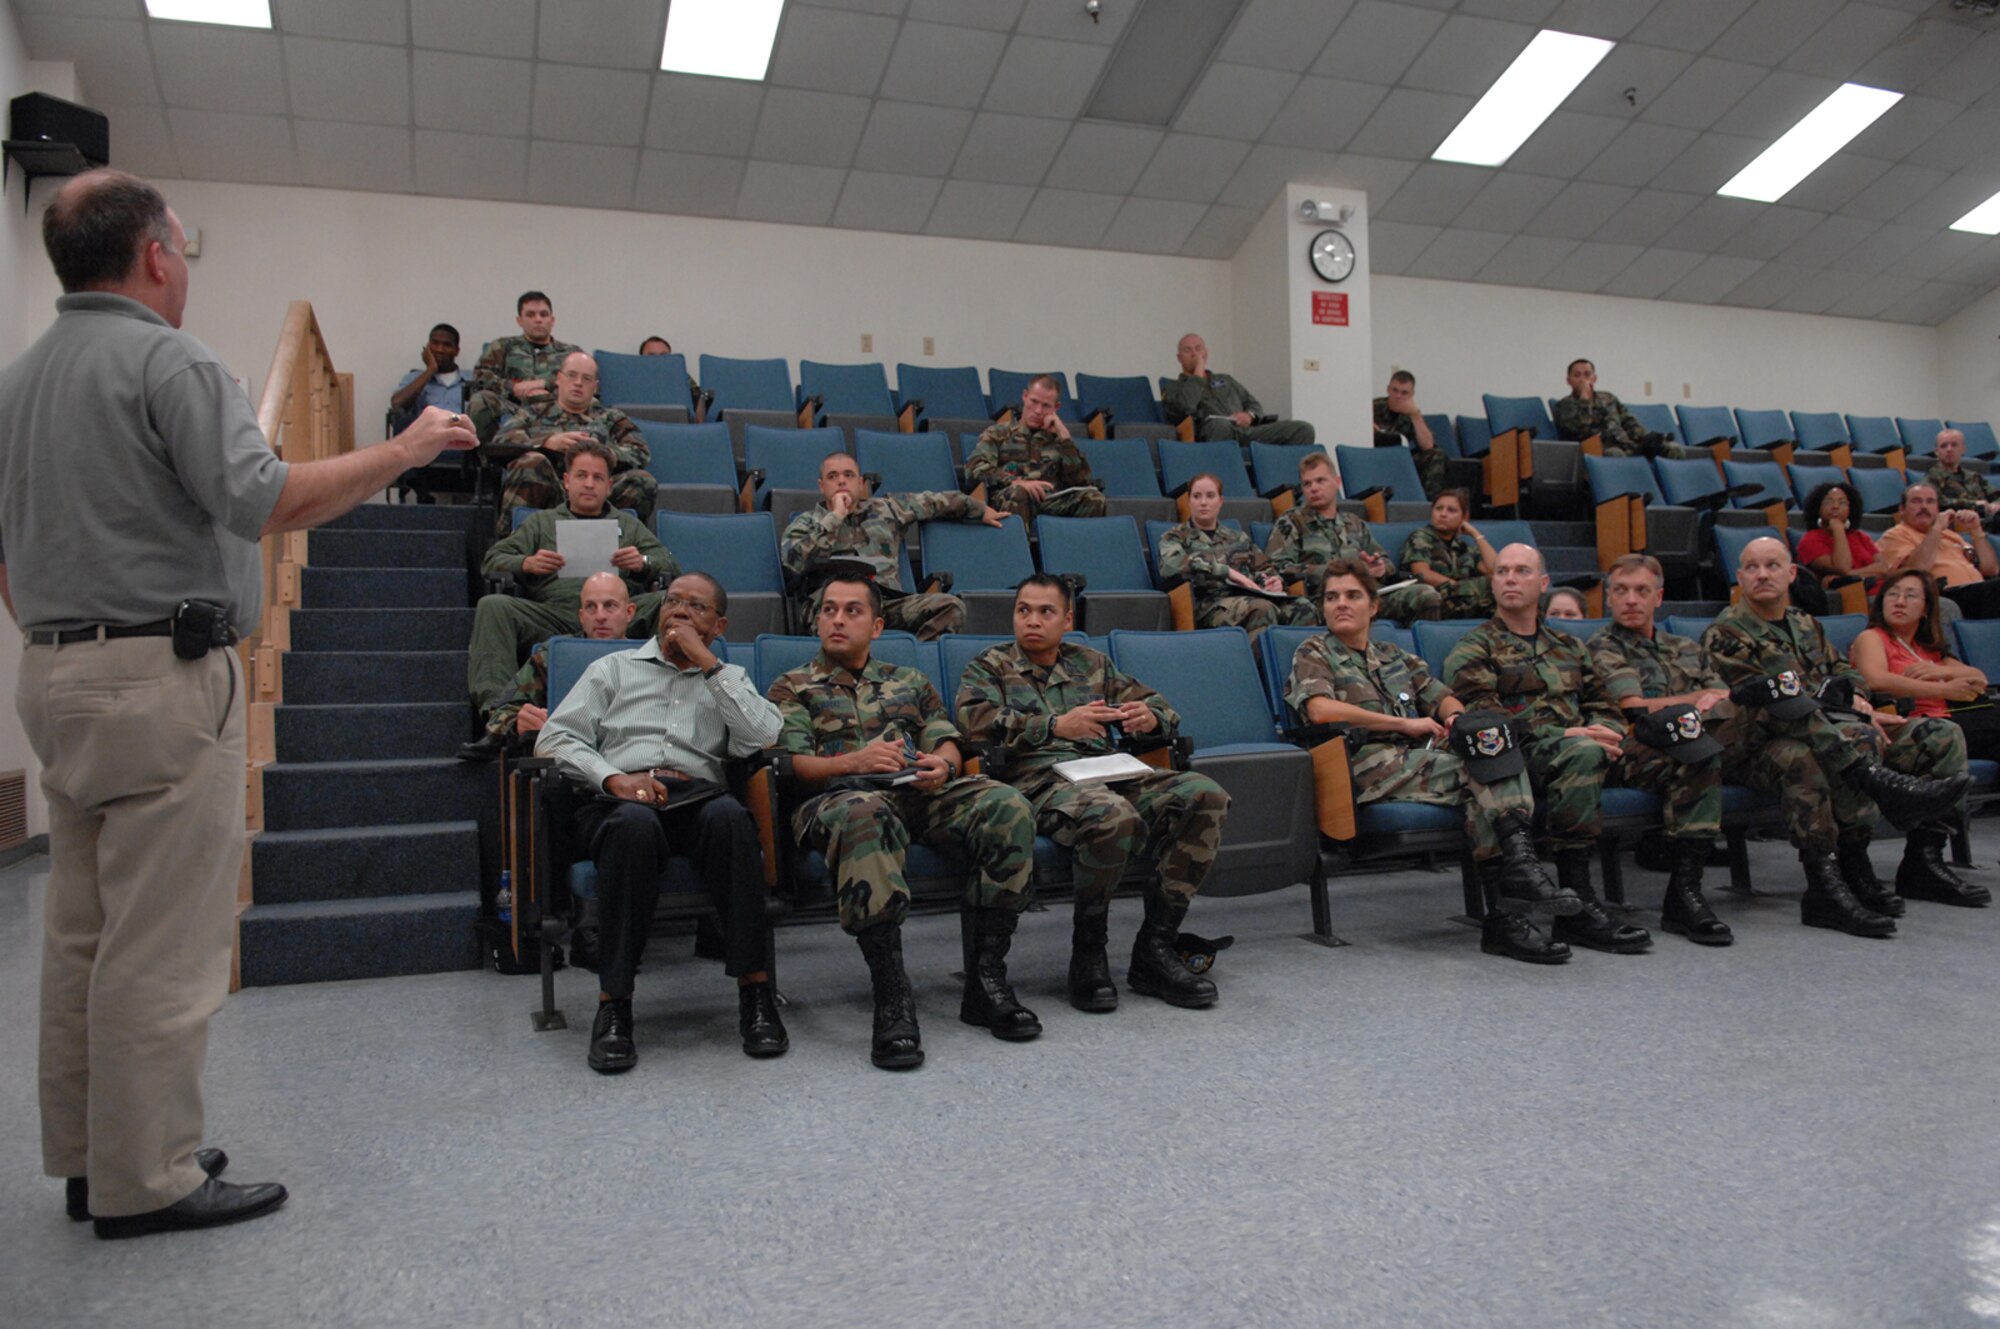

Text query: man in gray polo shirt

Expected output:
[0,170,472,1239]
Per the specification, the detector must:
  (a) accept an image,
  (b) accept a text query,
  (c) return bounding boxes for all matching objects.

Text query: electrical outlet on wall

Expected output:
[1303,359,1320,372]
[1683,383,1691,398]
[923,336,934,356]
[861,333,873,353]
[1644,380,1653,396]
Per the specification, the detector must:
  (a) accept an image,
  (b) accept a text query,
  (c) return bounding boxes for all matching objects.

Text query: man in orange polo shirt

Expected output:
[1877,483,2000,619]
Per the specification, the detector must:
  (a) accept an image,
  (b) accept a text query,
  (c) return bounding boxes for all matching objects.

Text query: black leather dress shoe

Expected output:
[456,732,507,763]
[69,1147,228,1222]
[588,998,636,1073]
[738,983,789,1058]
[93,1176,287,1240]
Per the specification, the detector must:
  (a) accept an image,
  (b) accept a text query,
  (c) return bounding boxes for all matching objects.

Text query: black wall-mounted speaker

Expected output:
[9,92,109,170]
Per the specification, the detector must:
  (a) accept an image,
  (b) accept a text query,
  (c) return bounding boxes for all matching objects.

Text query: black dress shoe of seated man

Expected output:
[457,732,508,763]
[93,1176,288,1240]
[69,1148,228,1222]
[589,997,637,1073]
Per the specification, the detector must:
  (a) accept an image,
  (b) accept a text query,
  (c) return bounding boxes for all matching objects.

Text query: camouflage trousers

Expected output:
[1411,444,1446,501]
[803,585,964,640]
[1351,741,1533,860]
[465,386,517,444]
[1019,768,1229,914]
[1520,732,1611,850]
[1601,434,1688,461]
[989,483,1108,521]
[1437,576,1494,619]
[1378,582,1443,624]
[465,590,665,711]
[1728,710,1965,852]
[1197,418,1316,446]
[1195,591,1318,637]
[796,776,1034,933]
[1611,745,1722,841]
[495,453,658,535]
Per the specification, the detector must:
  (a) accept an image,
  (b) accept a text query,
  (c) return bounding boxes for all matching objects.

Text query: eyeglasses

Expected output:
[662,594,716,615]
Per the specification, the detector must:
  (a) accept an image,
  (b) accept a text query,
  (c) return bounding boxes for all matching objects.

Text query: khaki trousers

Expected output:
[19,636,244,1217]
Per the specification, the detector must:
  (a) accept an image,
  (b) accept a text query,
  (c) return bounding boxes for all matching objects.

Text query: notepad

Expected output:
[554,519,619,580]
[1053,753,1153,785]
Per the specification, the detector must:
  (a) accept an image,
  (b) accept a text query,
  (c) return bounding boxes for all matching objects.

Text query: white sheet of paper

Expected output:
[554,519,619,580]
[1053,752,1154,785]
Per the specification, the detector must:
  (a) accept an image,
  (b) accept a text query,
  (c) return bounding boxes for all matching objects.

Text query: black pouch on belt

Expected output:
[172,599,238,661]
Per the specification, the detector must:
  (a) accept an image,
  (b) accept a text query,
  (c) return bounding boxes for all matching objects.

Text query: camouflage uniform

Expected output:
[1372,397,1446,499]
[769,652,1034,933]
[1284,632,1533,859]
[467,505,673,710]
[1927,463,1995,514]
[1264,505,1443,623]
[964,422,1107,520]
[1583,622,1726,841]
[1445,619,1630,850]
[1552,391,1687,459]
[491,397,658,530]
[1702,603,1966,851]
[781,494,990,640]
[1400,527,1493,619]
[1161,372,1315,445]
[1157,521,1316,635]
[484,640,551,740]
[466,334,580,442]
[955,641,1228,913]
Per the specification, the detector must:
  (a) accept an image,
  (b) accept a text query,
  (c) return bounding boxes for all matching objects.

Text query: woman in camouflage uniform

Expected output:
[1157,472,1315,636]
[1402,489,1496,619]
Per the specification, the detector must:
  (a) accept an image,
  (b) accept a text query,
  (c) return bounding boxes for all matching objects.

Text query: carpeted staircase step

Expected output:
[238,890,483,986]
[251,820,481,905]
[276,701,469,762]
[282,651,465,706]
[289,607,476,653]
[261,757,491,831]
[1543,546,1601,574]
[308,528,465,569]
[301,566,467,609]
[325,502,489,533]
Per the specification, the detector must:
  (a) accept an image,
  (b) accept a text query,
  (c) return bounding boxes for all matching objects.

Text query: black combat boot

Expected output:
[1068,908,1118,1013]
[1477,859,1569,963]
[1849,762,1972,826]
[1549,848,1652,953]
[959,907,1042,1039]
[1836,836,1905,918]
[1492,812,1581,915]
[1896,825,1992,907]
[1659,837,1732,946]
[857,925,924,1069]
[737,982,789,1058]
[1127,893,1218,1008]
[1800,847,1895,937]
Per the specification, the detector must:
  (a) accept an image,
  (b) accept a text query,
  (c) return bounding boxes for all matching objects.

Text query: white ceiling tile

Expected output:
[1663,194,1765,251]
[12,0,141,14]
[1576,121,1699,187]
[644,75,765,156]
[736,161,849,224]
[1222,144,1340,205]
[1263,76,1386,153]
[1712,204,1822,259]
[924,179,1036,239]
[414,129,528,200]
[1474,234,1578,286]
[1829,221,1936,274]
[1853,14,1979,92]
[1879,282,1980,325]
[1629,0,1758,52]
[1377,161,1494,226]
[1175,64,1299,142]
[1715,261,1813,308]
[1456,171,1563,233]
[810,0,910,14]
[95,102,180,177]
[951,112,1071,185]
[1131,134,1252,204]
[1588,188,1703,246]
[1544,0,1659,39]
[1538,240,1645,291]
[1934,237,2000,289]
[1313,2,1450,86]
[1600,246,1707,298]
[633,149,745,216]
[1345,88,1476,160]
[412,0,537,59]
[294,120,415,193]
[768,6,900,96]
[1505,112,1628,178]
[878,21,1008,109]
[1367,220,1442,275]
[1015,188,1125,248]
[1841,161,1950,222]
[168,109,298,185]
[1771,267,1863,315]
[1637,57,1766,132]
[853,102,973,177]
[1322,152,1418,199]
[1219,0,1354,72]
[1097,197,1209,254]
[531,64,650,147]
[1777,152,1893,214]
[1713,0,1845,67]
[1401,15,1537,97]
[1710,70,1841,141]
[1044,123,1165,194]
[1404,228,1511,280]
[152,25,288,115]
[536,0,667,71]
[273,0,407,44]
[17,14,160,105]
[1648,131,1763,194]
[1455,0,1562,21]
[284,36,410,127]
[983,36,1108,119]
[1781,3,1916,80]
[1820,271,1923,320]
[749,88,873,167]
[1570,45,1695,122]
[1523,180,1639,241]
[1180,204,1263,259]
[414,51,532,136]
[832,170,944,234]
[1015,0,1129,44]
[1849,96,1961,161]
[1896,170,2000,230]
[1884,226,1985,280]
[527,140,638,204]
[905,0,1024,31]
[1921,31,2000,106]
[1906,109,2000,174]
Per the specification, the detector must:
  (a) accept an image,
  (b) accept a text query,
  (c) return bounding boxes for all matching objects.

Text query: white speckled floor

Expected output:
[7,833,2000,1329]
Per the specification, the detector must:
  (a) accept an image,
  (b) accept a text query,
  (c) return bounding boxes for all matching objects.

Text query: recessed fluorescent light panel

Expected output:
[661,0,786,81]
[144,0,272,27]
[1951,189,2000,237]
[1432,31,1614,168]
[1717,83,1901,204]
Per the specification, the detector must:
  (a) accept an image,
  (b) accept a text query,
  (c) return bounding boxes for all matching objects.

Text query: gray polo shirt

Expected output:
[0,292,289,633]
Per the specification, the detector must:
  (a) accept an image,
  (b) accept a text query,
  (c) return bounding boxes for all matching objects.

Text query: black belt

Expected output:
[28,620,174,646]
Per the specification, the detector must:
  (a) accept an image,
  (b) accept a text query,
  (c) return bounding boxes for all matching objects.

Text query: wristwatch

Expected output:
[702,662,725,678]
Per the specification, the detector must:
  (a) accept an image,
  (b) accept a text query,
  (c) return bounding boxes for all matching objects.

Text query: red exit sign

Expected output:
[1312,292,1349,326]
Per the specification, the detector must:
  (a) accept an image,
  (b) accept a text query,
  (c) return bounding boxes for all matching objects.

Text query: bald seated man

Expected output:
[477,571,638,753]
[491,350,658,533]
[1162,333,1314,446]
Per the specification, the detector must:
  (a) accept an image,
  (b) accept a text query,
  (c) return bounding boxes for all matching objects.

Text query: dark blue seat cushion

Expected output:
[795,842,966,892]
[1970,759,1998,790]
[1355,800,1461,836]
[1600,787,1662,818]
[1720,784,1765,815]
[567,855,703,901]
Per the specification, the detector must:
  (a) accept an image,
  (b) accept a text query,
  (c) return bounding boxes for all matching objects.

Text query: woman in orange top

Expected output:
[1850,569,2000,757]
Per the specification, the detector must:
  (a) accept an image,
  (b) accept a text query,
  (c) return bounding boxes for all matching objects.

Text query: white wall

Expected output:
[1285,183,1371,445]
[1229,194,1292,419]
[1370,274,1944,428]
[1938,284,2000,429]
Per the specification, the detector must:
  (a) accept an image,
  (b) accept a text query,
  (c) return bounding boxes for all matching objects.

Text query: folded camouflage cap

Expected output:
[1629,703,1722,764]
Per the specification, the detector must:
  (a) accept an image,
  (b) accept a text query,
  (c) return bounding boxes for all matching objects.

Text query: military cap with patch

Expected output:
[1448,709,1526,782]
[1728,670,1819,720]
[1629,703,1722,763]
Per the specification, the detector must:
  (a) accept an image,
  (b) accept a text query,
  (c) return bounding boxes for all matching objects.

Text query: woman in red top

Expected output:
[1850,569,2000,757]
[1796,479,1888,590]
